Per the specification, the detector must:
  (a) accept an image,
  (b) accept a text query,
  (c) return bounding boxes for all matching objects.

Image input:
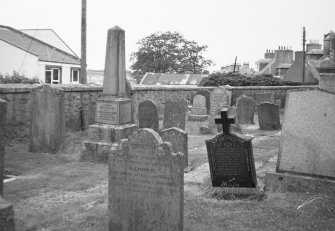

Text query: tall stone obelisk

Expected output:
[81,26,137,162]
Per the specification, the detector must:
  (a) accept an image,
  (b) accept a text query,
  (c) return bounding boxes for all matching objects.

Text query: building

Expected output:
[0,25,81,84]
[139,73,208,85]
[220,62,254,76]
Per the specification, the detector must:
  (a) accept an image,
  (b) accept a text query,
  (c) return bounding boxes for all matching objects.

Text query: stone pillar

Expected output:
[0,99,7,195]
[318,58,335,92]
[82,26,137,162]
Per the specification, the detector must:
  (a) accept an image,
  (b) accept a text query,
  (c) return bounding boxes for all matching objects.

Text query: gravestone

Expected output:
[163,98,188,130]
[266,89,335,193]
[0,100,15,231]
[206,108,257,187]
[257,102,280,130]
[217,106,241,134]
[188,95,208,121]
[236,94,255,124]
[108,129,184,230]
[255,92,274,105]
[30,85,65,153]
[160,127,188,166]
[138,100,159,131]
[82,26,137,162]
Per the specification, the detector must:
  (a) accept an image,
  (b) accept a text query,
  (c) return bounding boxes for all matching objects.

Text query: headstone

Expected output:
[163,99,188,130]
[209,86,232,116]
[138,100,159,131]
[257,102,280,130]
[216,106,241,134]
[30,85,65,153]
[236,94,255,124]
[206,108,257,187]
[108,129,183,230]
[255,92,274,105]
[82,26,137,162]
[188,95,208,121]
[160,127,188,166]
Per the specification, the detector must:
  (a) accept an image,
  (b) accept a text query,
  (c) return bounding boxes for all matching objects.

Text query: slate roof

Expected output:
[276,63,292,69]
[140,73,208,85]
[256,58,272,64]
[0,25,80,65]
[307,49,324,55]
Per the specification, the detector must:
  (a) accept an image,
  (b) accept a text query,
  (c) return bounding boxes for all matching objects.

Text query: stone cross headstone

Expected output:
[236,94,255,124]
[160,127,188,167]
[30,85,65,153]
[206,108,257,187]
[257,102,280,130]
[163,99,188,130]
[82,26,137,162]
[255,92,274,105]
[108,129,184,230]
[216,106,241,134]
[138,100,159,131]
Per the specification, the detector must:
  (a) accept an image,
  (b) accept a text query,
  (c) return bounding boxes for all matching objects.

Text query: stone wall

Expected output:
[0,84,318,140]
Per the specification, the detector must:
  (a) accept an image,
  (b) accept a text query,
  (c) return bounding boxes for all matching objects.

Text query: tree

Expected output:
[130,32,213,75]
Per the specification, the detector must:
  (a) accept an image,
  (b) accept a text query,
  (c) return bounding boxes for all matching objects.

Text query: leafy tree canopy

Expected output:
[130,31,213,75]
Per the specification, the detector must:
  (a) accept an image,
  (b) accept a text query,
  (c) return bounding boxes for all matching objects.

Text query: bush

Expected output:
[0,72,40,84]
[199,73,317,86]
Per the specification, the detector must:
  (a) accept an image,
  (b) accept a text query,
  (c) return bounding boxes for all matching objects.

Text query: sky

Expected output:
[1,0,335,71]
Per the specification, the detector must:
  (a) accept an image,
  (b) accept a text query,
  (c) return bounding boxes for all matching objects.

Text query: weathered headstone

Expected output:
[108,129,184,230]
[163,99,188,130]
[82,26,137,162]
[30,85,65,153]
[266,89,335,193]
[255,92,274,105]
[257,102,280,130]
[138,100,159,131]
[236,94,255,124]
[206,108,257,187]
[188,95,208,121]
[160,127,188,166]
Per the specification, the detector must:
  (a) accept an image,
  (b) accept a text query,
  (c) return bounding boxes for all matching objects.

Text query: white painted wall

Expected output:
[0,40,38,77]
[38,61,80,84]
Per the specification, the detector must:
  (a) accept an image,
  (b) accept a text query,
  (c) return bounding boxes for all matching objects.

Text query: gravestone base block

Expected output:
[188,114,209,122]
[81,141,113,163]
[96,96,132,125]
[88,123,138,143]
[265,172,335,195]
[0,197,15,231]
[208,186,262,199]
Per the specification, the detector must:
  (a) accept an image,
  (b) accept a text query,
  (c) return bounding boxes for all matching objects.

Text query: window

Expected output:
[45,66,61,84]
[71,68,80,83]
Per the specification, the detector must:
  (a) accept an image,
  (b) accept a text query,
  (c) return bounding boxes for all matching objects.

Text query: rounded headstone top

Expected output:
[109,25,124,31]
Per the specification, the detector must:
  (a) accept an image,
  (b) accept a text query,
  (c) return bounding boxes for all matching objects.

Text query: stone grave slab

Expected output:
[108,128,183,230]
[236,94,255,124]
[160,127,188,167]
[163,98,188,130]
[277,89,335,179]
[30,85,65,153]
[257,102,280,130]
[255,92,274,105]
[138,100,159,131]
[209,86,232,116]
[206,108,257,187]
[188,95,208,121]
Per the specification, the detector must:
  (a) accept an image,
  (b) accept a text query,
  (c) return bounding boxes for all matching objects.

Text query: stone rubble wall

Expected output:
[0,84,317,140]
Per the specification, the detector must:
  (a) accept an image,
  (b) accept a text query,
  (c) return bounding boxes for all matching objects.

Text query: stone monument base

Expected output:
[188,114,209,122]
[206,187,264,200]
[265,172,335,195]
[0,197,15,231]
[88,123,137,143]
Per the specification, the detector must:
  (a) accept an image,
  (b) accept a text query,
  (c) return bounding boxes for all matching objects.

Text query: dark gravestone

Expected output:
[0,99,6,195]
[206,108,257,187]
[138,100,159,131]
[236,94,255,124]
[217,106,241,134]
[257,102,280,130]
[163,99,188,130]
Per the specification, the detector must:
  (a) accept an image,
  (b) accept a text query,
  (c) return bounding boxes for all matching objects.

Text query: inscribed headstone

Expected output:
[206,109,257,187]
[138,100,159,131]
[108,129,184,230]
[255,92,274,105]
[257,102,280,130]
[163,99,188,130]
[209,86,232,115]
[191,95,207,115]
[160,127,188,166]
[277,89,335,179]
[30,85,65,153]
[0,99,6,195]
[236,94,255,124]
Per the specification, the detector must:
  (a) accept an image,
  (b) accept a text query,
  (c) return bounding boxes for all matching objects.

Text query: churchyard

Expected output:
[1,26,335,230]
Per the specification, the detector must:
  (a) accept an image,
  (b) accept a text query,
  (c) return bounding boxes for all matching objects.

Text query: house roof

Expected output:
[256,58,272,64]
[140,73,208,85]
[0,25,80,65]
[276,63,292,69]
[307,49,323,55]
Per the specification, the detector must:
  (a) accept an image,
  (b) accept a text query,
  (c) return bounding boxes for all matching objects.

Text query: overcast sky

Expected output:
[1,0,335,71]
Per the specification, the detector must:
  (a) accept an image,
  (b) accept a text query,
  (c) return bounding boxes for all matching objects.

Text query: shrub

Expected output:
[0,71,40,84]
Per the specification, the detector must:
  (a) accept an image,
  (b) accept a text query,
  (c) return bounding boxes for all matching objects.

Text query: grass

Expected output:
[3,115,335,230]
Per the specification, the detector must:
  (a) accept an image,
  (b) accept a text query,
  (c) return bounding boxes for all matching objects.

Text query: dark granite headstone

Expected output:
[217,106,241,134]
[138,100,159,131]
[236,94,255,124]
[206,108,257,187]
[257,102,280,130]
[163,99,188,130]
